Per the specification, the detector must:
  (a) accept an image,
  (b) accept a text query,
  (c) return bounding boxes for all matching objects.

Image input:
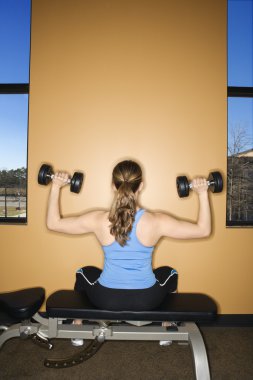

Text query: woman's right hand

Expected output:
[52,171,69,189]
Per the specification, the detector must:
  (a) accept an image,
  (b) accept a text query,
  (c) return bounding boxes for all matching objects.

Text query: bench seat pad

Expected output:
[0,287,45,320]
[46,290,217,322]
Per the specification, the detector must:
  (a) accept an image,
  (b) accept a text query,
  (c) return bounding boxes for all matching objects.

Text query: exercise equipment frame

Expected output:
[0,288,217,380]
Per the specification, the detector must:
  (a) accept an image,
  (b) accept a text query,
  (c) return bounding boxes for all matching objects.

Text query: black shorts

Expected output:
[74,266,178,311]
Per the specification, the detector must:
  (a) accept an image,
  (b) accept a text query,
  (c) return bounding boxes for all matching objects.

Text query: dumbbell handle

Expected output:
[46,173,71,184]
[188,180,213,189]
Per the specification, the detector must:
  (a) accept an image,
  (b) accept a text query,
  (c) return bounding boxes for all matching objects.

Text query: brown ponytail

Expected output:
[109,160,142,246]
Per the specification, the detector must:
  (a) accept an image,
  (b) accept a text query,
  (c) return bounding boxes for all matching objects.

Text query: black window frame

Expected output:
[0,0,31,224]
[226,0,253,227]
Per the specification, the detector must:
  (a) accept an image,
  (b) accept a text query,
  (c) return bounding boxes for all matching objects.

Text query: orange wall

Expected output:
[1,0,253,313]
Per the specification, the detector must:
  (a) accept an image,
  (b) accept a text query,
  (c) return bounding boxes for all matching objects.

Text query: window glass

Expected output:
[0,95,28,219]
[228,0,253,87]
[228,97,253,155]
[0,0,31,83]
[227,98,253,224]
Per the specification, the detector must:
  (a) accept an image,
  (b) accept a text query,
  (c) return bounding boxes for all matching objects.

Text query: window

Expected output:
[0,0,31,223]
[227,0,253,226]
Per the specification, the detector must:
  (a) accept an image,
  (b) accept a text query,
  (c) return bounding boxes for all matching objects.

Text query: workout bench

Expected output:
[0,287,217,380]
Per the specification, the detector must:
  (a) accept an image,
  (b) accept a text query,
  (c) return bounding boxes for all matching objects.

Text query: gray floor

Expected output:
[0,327,253,379]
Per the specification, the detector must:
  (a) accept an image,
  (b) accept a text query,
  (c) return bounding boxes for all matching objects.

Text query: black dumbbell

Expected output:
[38,164,84,193]
[176,171,223,198]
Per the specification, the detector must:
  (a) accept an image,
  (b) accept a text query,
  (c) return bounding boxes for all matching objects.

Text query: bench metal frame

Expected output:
[1,313,210,379]
[0,289,216,380]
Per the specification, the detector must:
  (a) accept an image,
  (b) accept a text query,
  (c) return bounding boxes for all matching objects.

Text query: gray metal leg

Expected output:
[48,318,58,338]
[0,323,21,348]
[186,322,211,380]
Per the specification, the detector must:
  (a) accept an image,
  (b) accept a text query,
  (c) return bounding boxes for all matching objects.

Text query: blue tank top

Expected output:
[98,209,156,289]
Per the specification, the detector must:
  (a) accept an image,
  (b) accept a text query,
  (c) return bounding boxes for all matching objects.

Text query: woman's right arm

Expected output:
[154,178,211,240]
[46,172,102,235]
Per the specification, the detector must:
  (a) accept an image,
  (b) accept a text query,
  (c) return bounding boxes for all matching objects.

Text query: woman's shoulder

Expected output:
[141,209,174,228]
[142,209,162,220]
[143,209,172,219]
[80,209,109,224]
[139,209,159,228]
[89,209,109,219]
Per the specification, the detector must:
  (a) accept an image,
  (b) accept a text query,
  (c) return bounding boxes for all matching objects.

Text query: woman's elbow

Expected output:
[46,221,55,231]
[201,226,211,238]
[193,223,211,239]
[46,218,60,232]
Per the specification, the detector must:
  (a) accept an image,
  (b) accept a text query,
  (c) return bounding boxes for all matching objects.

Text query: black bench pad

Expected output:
[46,290,217,322]
[0,287,45,320]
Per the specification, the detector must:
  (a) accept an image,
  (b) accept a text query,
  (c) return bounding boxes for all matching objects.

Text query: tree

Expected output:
[228,123,252,157]
[227,124,253,223]
[0,167,27,195]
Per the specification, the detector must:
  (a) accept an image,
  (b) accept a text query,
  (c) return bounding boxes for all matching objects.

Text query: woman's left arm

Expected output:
[154,177,211,240]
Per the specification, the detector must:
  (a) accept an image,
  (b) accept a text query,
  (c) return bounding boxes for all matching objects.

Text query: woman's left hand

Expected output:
[191,177,209,195]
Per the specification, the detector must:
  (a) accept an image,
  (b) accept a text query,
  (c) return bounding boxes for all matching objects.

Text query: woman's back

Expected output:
[94,208,159,247]
[98,209,157,289]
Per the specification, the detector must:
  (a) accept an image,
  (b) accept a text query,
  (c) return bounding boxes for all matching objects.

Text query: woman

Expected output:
[47,159,210,311]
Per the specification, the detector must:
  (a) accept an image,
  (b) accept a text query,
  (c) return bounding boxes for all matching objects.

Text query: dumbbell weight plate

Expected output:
[208,171,223,193]
[70,172,84,193]
[38,164,53,186]
[176,176,190,198]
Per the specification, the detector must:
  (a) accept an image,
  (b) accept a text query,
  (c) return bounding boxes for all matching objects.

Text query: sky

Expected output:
[228,0,253,87]
[0,0,252,171]
[0,0,30,170]
[0,0,31,83]
[0,94,29,170]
